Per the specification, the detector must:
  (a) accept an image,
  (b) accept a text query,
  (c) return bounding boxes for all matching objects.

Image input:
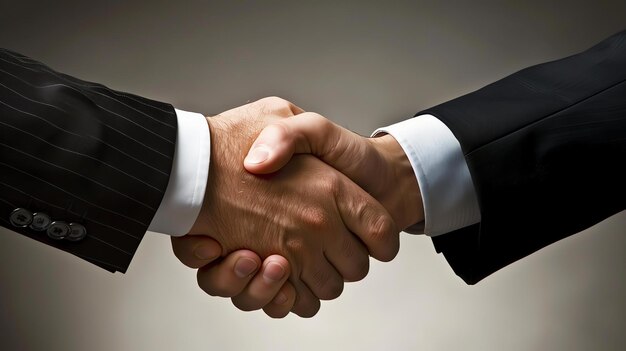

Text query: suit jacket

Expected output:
[0,48,176,273]
[422,30,626,284]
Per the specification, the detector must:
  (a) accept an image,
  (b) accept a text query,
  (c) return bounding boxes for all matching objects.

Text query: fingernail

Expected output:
[245,145,270,164]
[273,292,288,305]
[235,257,259,278]
[263,261,286,283]
[193,245,219,261]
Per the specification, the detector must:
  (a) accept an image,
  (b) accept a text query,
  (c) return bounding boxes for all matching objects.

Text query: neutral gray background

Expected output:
[1,1,625,350]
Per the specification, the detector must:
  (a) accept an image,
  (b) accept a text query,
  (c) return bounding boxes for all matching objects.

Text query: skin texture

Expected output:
[172,97,400,318]
[244,112,424,230]
[171,235,296,318]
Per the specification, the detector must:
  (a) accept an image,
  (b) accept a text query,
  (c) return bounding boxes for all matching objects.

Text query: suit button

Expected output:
[67,223,87,242]
[47,221,70,240]
[29,212,52,231]
[9,208,33,227]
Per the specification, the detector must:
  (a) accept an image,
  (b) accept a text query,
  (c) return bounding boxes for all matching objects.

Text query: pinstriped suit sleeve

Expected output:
[0,48,177,273]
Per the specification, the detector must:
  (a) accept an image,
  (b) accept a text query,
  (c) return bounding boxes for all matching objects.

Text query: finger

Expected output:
[289,278,321,318]
[244,113,370,178]
[262,281,297,318]
[171,235,222,269]
[324,229,370,282]
[196,250,261,297]
[231,255,291,311]
[336,179,400,262]
[300,256,344,301]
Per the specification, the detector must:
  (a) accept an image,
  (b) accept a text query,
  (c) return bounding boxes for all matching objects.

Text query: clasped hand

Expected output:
[171,97,423,318]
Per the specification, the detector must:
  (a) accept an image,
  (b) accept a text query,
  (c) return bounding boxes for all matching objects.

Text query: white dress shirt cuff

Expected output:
[148,109,210,237]
[373,114,480,236]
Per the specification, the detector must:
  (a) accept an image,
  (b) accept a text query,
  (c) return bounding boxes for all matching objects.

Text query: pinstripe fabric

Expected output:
[0,48,177,273]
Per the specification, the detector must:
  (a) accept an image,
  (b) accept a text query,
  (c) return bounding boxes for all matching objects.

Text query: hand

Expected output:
[186,97,399,317]
[171,235,296,318]
[243,112,424,231]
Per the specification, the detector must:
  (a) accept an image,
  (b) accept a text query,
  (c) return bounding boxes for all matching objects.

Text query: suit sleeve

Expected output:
[0,48,177,273]
[419,30,626,284]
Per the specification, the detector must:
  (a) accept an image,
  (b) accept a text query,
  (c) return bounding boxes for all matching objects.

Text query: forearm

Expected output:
[423,30,626,284]
[0,48,177,272]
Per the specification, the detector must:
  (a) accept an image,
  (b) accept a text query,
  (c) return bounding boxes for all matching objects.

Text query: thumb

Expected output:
[243,122,299,175]
[244,112,371,180]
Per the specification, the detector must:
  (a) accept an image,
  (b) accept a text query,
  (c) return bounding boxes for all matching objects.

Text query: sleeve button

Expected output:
[66,223,87,242]
[29,212,52,231]
[47,221,71,240]
[9,208,33,227]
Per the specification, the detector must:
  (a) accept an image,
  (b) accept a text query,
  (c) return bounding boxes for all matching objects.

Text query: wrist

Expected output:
[371,134,424,230]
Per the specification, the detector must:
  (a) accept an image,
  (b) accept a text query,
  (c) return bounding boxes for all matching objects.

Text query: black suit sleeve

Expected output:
[419,30,626,284]
[0,48,177,273]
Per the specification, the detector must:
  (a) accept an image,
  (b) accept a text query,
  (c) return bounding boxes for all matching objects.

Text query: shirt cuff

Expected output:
[373,114,480,236]
[148,109,210,236]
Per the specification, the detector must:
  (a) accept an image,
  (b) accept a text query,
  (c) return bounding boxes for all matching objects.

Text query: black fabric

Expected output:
[421,31,626,284]
[0,48,177,273]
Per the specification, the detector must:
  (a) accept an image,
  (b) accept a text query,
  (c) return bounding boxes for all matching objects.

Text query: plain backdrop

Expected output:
[1,1,625,350]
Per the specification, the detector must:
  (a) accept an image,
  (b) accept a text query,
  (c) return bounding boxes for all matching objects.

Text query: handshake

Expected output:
[3,32,622,321]
[170,97,424,318]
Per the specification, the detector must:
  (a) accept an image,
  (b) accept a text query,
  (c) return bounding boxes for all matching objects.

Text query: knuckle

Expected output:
[346,252,370,282]
[303,112,328,126]
[359,205,395,242]
[323,280,344,301]
[312,268,344,300]
[282,237,306,271]
[262,96,288,105]
[301,207,331,230]
[302,113,333,143]
[356,203,399,261]
[321,171,342,195]
[267,121,292,140]
[258,96,293,116]
[284,236,305,255]
[371,215,396,241]
[370,216,399,261]
[338,237,369,281]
